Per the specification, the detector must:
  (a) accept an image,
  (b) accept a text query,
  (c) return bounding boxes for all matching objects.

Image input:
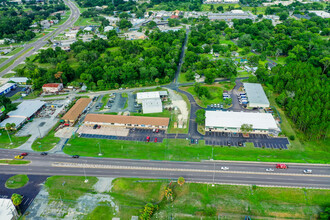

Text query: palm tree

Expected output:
[178,177,185,186]
[11,193,23,207]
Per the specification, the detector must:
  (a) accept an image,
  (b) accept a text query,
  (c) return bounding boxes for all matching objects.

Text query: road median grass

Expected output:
[64,137,330,163]
[0,159,30,165]
[5,174,29,189]
[109,177,329,219]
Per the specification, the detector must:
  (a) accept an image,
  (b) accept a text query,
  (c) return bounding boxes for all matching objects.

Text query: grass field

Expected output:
[5,174,29,189]
[107,178,330,219]
[74,17,99,26]
[63,135,330,163]
[201,4,240,11]
[0,159,30,165]
[99,94,110,110]
[31,123,60,152]
[180,82,235,107]
[45,176,98,201]
[0,131,30,149]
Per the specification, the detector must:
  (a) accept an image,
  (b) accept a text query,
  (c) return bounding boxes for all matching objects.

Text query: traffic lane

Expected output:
[0,166,329,188]
[1,149,329,175]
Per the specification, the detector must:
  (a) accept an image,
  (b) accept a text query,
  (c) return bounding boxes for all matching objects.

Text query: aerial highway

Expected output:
[1,149,329,188]
[0,0,80,76]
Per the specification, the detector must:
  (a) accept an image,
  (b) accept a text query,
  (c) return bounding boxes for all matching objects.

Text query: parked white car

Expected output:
[221,167,229,171]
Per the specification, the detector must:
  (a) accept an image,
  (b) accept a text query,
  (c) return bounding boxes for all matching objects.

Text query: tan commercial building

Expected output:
[84,114,169,129]
[42,83,63,93]
[62,98,92,124]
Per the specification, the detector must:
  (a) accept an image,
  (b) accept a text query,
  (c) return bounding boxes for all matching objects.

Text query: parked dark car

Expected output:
[93,124,98,129]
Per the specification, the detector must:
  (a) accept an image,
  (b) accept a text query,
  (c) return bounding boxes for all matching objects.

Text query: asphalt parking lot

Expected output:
[0,174,49,214]
[204,132,289,149]
[80,128,166,143]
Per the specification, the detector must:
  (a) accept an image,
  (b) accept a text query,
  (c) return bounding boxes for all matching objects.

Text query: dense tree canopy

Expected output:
[19,30,185,90]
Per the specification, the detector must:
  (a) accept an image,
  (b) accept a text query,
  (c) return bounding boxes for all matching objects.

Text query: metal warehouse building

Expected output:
[205,111,280,136]
[0,83,17,96]
[0,100,46,129]
[243,83,270,108]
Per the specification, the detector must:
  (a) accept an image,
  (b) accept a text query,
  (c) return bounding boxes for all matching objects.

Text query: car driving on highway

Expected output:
[40,152,48,156]
[303,169,312,174]
[15,155,24,159]
[221,167,229,170]
[266,168,274,172]
[276,164,288,169]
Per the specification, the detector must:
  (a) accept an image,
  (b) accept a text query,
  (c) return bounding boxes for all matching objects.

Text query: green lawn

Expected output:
[85,203,115,219]
[0,131,30,149]
[63,136,330,163]
[45,176,98,201]
[0,159,30,165]
[178,72,194,84]
[31,123,60,152]
[74,17,99,26]
[5,174,29,189]
[108,178,330,219]
[99,94,110,110]
[180,82,235,108]
[131,110,172,118]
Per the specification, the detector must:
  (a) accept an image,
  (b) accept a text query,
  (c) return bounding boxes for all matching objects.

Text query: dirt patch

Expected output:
[24,177,118,219]
[167,89,189,128]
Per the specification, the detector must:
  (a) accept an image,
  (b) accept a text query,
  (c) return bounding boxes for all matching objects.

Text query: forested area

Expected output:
[228,17,329,140]
[254,62,329,140]
[182,21,237,83]
[228,18,329,69]
[150,0,203,11]
[0,1,66,42]
[17,30,185,90]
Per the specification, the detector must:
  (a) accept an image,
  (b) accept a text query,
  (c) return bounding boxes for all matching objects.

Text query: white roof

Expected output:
[9,77,28,83]
[142,98,162,114]
[159,91,168,96]
[137,91,160,100]
[0,198,17,220]
[243,83,270,106]
[8,100,46,118]
[0,83,15,93]
[0,117,25,128]
[205,111,279,130]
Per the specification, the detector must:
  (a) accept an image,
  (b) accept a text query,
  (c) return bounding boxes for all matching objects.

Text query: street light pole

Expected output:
[83,160,88,183]
[6,129,13,145]
[212,162,215,187]
[37,126,41,138]
[98,142,102,156]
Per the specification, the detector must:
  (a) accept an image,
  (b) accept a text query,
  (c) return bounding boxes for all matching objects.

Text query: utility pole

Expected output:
[37,125,41,138]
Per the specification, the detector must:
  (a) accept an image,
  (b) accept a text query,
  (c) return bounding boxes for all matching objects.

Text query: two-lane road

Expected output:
[0,0,80,76]
[1,149,329,188]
